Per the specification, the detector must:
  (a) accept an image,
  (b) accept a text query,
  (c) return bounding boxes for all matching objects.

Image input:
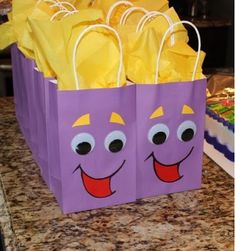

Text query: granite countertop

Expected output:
[0,97,234,251]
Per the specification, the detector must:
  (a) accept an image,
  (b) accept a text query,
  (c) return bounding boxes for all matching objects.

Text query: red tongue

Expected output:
[81,172,113,198]
[154,161,181,183]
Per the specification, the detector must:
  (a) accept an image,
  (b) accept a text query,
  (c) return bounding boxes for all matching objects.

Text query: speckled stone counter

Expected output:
[0,97,234,251]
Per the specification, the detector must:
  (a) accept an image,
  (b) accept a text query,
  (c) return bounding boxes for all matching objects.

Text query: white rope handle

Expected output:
[155,21,201,84]
[37,0,67,11]
[106,1,133,25]
[63,9,79,17]
[50,1,77,11]
[72,24,124,90]
[59,1,76,10]
[50,3,68,10]
[119,6,148,25]
[50,9,71,21]
[37,0,58,6]
[136,11,175,46]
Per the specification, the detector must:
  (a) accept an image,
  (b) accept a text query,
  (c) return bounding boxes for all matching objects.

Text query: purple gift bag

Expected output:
[30,68,51,186]
[46,25,136,213]
[136,21,207,199]
[11,45,29,138]
[11,46,54,188]
[11,46,44,169]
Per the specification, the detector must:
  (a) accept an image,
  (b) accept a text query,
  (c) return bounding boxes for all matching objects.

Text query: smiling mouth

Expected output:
[73,160,126,198]
[145,147,194,183]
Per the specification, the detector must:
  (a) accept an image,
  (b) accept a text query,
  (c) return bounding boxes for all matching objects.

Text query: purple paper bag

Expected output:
[11,46,51,187]
[32,68,50,184]
[136,20,207,199]
[47,84,136,213]
[45,24,136,213]
[11,45,29,137]
[136,80,207,199]
[11,45,36,149]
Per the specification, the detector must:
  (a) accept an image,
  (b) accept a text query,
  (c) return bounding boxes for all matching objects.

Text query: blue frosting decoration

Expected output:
[204,131,234,162]
[206,108,234,132]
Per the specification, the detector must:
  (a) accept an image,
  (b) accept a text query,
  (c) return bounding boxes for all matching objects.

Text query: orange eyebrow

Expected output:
[182,105,194,114]
[150,106,164,119]
[110,112,125,125]
[72,114,90,127]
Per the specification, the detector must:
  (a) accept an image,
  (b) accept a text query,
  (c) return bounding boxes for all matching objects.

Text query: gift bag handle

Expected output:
[119,7,148,26]
[37,0,66,9]
[155,20,201,84]
[50,1,77,11]
[106,1,133,25]
[37,0,58,5]
[49,2,67,10]
[63,9,79,17]
[50,9,71,21]
[72,24,123,90]
[136,11,175,46]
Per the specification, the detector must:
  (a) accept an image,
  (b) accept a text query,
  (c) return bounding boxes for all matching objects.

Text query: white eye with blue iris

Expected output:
[104,130,126,153]
[148,123,170,145]
[177,120,197,142]
[71,133,95,155]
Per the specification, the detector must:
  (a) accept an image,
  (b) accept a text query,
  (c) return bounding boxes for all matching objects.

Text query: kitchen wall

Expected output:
[169,0,234,68]
[208,0,234,67]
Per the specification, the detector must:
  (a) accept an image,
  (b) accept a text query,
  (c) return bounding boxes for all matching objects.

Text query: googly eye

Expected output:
[177,120,197,142]
[148,123,169,145]
[71,133,95,155]
[104,131,126,153]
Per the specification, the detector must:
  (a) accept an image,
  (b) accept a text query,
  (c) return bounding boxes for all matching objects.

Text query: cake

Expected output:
[204,88,234,165]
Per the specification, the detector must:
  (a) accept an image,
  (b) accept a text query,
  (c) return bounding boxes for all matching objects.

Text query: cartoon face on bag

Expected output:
[145,104,197,183]
[70,112,128,198]
[135,81,206,200]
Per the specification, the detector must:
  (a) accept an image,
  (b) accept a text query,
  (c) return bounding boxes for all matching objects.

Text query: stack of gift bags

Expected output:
[0,0,207,213]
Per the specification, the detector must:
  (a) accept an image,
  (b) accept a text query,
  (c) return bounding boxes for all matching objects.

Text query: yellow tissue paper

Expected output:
[73,0,94,8]
[30,9,104,79]
[143,7,189,44]
[29,17,126,90]
[120,10,148,27]
[116,7,188,63]
[0,21,15,50]
[130,0,169,12]
[92,0,117,15]
[68,28,126,90]
[0,0,58,56]
[107,3,133,27]
[126,28,161,84]
[0,0,35,50]
[126,27,205,84]
[158,40,206,83]
[121,5,205,84]
[105,0,169,27]
[17,1,65,59]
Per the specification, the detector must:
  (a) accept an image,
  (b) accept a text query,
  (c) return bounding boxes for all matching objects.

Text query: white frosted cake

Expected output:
[204,88,234,168]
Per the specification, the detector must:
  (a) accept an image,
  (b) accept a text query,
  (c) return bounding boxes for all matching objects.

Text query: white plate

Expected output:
[204,140,234,178]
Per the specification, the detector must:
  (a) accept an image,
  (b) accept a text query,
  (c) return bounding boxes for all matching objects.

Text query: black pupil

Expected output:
[181,128,194,142]
[109,139,123,153]
[76,142,91,155]
[152,132,167,145]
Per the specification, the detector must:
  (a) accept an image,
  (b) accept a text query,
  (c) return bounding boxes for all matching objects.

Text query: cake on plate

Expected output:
[205,87,234,167]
